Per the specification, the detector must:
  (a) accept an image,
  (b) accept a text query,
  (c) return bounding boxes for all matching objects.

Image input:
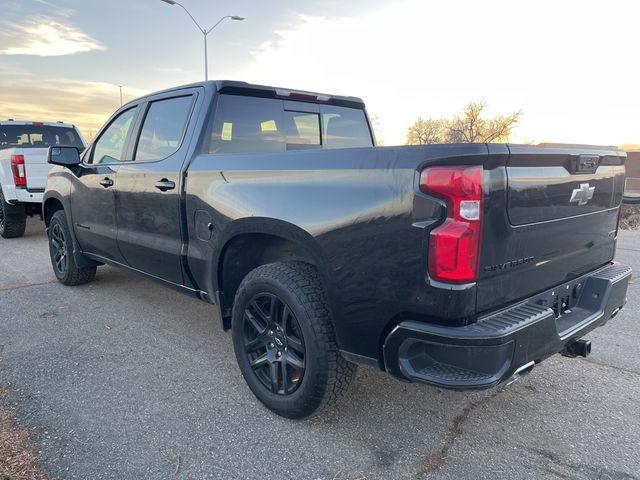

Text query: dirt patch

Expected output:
[621,204,640,230]
[0,390,48,480]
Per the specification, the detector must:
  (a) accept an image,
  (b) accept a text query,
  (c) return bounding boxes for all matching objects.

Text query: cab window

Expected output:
[203,94,373,154]
[206,95,285,154]
[321,105,372,149]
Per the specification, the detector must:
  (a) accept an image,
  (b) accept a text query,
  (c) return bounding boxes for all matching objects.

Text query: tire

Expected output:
[0,189,26,238]
[232,262,356,419]
[48,210,97,286]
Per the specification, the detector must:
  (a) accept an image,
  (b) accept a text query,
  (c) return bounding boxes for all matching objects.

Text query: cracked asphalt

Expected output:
[0,219,638,480]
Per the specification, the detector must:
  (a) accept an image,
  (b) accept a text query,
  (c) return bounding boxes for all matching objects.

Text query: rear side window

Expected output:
[0,125,84,149]
[91,107,137,164]
[203,94,373,154]
[135,96,193,161]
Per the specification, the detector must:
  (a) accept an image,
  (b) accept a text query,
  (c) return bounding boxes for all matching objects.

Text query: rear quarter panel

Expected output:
[185,144,489,359]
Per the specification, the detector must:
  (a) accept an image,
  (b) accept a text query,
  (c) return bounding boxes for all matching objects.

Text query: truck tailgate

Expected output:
[477,144,626,313]
[16,147,50,190]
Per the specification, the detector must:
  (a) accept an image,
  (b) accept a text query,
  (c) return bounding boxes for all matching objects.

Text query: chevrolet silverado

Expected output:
[43,81,631,418]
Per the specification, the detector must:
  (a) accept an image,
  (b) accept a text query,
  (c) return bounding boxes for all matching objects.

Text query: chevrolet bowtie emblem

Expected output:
[570,183,595,206]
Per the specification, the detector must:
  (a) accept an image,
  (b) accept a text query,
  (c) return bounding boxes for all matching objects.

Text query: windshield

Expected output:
[0,125,84,150]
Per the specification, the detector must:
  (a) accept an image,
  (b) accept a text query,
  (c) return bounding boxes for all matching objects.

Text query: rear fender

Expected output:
[212,217,334,326]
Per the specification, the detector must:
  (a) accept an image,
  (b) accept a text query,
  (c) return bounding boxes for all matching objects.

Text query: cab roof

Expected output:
[1,120,76,128]
[128,80,366,110]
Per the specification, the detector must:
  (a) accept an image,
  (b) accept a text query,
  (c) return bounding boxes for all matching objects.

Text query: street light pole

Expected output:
[160,0,244,81]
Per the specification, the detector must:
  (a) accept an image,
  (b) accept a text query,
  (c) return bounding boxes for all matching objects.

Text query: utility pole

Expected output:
[119,85,123,106]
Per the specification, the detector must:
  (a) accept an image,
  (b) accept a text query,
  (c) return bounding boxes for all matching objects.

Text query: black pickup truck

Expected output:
[44,81,631,418]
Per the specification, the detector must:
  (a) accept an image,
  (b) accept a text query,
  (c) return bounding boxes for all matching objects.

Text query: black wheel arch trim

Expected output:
[211,217,335,328]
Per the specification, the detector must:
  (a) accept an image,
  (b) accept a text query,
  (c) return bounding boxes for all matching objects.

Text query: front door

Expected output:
[115,92,197,285]
[69,106,138,262]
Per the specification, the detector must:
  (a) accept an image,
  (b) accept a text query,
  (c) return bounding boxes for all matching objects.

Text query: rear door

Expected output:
[115,89,199,285]
[477,144,625,312]
[69,107,139,262]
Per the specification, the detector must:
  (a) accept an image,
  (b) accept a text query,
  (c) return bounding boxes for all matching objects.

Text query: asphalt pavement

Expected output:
[1,218,638,479]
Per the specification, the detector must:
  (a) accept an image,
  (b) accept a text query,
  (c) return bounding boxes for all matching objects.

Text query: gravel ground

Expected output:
[0,219,638,480]
[621,204,640,230]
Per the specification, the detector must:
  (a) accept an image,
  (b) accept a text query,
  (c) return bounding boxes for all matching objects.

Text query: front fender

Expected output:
[43,169,100,269]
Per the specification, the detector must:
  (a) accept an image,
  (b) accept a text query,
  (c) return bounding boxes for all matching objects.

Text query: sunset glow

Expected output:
[1,0,638,146]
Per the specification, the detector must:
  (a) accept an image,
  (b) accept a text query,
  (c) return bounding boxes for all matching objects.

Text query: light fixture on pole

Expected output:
[160,0,244,81]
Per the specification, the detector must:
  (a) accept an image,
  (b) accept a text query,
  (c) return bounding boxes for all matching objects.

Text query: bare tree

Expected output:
[369,114,385,146]
[405,117,447,145]
[406,101,521,145]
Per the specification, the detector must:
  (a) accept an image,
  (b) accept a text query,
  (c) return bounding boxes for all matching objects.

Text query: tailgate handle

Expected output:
[155,179,175,192]
[574,154,600,174]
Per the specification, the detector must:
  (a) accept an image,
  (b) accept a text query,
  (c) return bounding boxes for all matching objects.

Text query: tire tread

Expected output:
[49,210,96,286]
[0,190,26,239]
[234,261,356,418]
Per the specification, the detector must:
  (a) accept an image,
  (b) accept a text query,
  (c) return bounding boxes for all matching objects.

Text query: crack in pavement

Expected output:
[523,446,640,480]
[410,388,504,479]
[0,280,57,293]
[579,357,640,378]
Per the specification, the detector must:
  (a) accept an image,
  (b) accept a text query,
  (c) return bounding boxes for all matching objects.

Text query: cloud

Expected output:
[0,17,104,56]
[222,1,639,146]
[0,65,148,137]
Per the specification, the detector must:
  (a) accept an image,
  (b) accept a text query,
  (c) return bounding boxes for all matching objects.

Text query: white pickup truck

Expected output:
[0,120,86,238]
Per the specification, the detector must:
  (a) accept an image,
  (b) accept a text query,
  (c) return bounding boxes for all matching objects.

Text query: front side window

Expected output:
[91,108,137,164]
[135,96,193,161]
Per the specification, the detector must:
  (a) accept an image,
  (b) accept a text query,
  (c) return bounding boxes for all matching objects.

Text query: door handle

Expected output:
[155,179,176,192]
[99,177,114,188]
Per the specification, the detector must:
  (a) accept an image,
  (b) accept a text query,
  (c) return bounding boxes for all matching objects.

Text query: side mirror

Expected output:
[48,146,81,167]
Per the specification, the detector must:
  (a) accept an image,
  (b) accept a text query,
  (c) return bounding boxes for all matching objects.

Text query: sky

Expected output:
[0,0,638,146]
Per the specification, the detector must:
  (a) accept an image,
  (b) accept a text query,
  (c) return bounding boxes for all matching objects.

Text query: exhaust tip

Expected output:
[505,361,535,386]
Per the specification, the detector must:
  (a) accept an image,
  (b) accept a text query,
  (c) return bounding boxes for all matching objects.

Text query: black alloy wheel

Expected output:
[242,293,306,395]
[47,210,96,286]
[49,222,68,276]
[231,262,356,418]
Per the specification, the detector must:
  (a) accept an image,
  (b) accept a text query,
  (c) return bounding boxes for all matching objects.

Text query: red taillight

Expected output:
[32,121,44,126]
[420,165,483,284]
[11,154,27,187]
